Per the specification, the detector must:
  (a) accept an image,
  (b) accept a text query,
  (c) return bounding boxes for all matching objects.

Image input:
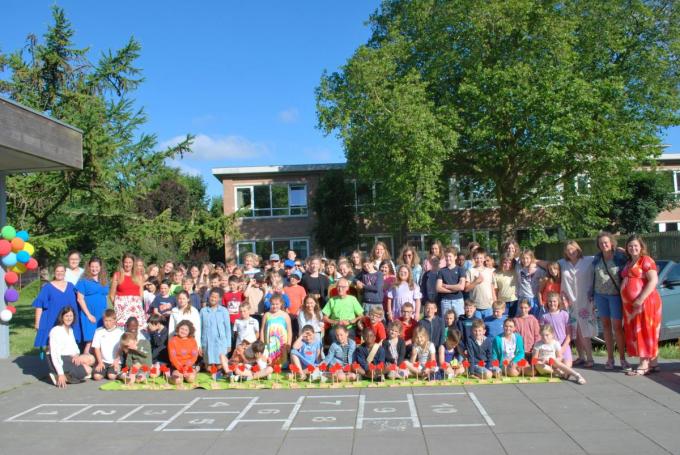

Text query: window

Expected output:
[235,238,309,264]
[235,184,308,217]
[447,177,497,209]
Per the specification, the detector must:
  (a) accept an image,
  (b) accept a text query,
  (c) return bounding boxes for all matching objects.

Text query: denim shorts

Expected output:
[440,298,464,318]
[594,293,623,320]
[474,307,493,320]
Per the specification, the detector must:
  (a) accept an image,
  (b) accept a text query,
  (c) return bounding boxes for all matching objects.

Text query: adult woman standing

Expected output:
[398,245,423,286]
[423,240,446,272]
[621,235,662,376]
[64,250,84,285]
[109,254,146,329]
[75,257,109,353]
[33,264,82,350]
[592,232,629,370]
[559,241,597,368]
[48,307,94,387]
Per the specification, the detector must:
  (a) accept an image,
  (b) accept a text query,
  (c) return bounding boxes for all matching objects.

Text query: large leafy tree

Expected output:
[311,169,359,257]
[0,7,237,267]
[317,0,680,239]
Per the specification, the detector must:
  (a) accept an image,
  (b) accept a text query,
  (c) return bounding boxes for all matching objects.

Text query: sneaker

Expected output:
[48,372,57,386]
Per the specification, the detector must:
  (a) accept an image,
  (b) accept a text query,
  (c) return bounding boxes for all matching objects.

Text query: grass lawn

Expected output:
[9,280,40,356]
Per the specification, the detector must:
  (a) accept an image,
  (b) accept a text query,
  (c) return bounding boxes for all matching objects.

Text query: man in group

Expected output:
[322,277,364,343]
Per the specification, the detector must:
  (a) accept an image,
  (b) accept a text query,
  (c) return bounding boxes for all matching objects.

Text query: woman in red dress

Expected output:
[621,235,662,376]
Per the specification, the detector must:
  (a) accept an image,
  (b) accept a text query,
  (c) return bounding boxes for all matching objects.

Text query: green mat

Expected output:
[100,372,560,391]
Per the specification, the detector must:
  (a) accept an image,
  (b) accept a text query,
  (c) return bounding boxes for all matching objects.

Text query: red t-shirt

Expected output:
[222,291,244,324]
[284,284,307,316]
[399,317,416,342]
[360,317,386,342]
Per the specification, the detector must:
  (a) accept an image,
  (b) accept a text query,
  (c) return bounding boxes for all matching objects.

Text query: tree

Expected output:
[0,7,237,268]
[311,169,359,257]
[317,0,680,239]
[608,171,677,234]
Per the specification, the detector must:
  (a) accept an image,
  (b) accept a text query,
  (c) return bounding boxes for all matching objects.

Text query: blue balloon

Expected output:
[15,230,29,242]
[2,252,17,267]
[16,250,30,264]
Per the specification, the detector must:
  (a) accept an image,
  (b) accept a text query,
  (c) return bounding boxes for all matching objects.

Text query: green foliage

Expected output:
[311,170,359,257]
[0,6,236,269]
[608,171,678,234]
[317,0,680,238]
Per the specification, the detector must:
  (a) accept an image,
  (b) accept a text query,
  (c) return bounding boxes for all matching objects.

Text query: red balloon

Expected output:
[6,305,16,314]
[4,271,18,286]
[25,257,38,271]
[0,239,10,256]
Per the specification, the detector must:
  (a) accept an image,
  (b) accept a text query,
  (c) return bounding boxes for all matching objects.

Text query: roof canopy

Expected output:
[0,97,83,173]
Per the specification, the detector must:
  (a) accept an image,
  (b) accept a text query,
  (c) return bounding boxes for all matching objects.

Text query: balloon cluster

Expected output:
[1,225,38,323]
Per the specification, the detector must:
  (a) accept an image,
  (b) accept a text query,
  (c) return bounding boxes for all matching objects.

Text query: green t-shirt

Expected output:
[322,295,364,328]
[124,339,152,367]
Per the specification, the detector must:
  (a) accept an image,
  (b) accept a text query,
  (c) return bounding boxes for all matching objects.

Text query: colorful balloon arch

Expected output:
[1,225,39,323]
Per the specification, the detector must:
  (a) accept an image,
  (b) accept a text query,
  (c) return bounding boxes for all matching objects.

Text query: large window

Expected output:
[235,238,310,264]
[235,184,308,217]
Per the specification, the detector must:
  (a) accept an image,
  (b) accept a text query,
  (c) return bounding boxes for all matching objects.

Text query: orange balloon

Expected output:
[11,237,24,253]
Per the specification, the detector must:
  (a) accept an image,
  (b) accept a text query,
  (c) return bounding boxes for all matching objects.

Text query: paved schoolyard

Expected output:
[0,358,679,455]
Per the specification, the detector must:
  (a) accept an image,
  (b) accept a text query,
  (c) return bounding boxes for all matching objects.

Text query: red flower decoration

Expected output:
[502,359,510,367]
[252,364,261,374]
[440,362,449,370]
[425,360,436,369]
[150,367,158,376]
[518,359,528,368]
[368,363,376,371]
[237,364,246,372]
[160,365,170,374]
[342,364,351,373]
[548,358,555,366]
[273,364,282,374]
[477,360,485,367]
[131,366,139,375]
[306,364,315,373]
[462,359,470,369]
[399,361,407,370]
[491,359,500,368]
[377,362,384,370]
[121,366,129,374]
[413,361,420,370]
[141,365,150,373]
[319,362,328,372]
[389,363,398,372]
[209,365,218,375]
[352,362,361,372]
[228,363,237,372]
[289,364,300,374]
[531,357,539,366]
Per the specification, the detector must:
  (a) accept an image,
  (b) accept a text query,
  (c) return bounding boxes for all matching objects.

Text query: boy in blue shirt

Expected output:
[290,324,323,381]
[455,300,477,350]
[484,301,507,338]
[465,319,499,379]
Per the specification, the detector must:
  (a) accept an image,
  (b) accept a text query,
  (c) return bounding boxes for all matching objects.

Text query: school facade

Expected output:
[213,154,680,263]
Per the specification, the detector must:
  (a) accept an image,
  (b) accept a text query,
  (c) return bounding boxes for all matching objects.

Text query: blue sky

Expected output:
[3,1,679,198]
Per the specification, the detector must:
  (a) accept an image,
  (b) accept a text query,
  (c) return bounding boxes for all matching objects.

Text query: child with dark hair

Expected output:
[146,313,169,365]
[353,327,385,380]
[168,320,199,385]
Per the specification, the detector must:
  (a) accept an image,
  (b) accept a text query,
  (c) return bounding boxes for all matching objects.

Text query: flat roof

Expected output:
[212,163,346,179]
[0,97,83,173]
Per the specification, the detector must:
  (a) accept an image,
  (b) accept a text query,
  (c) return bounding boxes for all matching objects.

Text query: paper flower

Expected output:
[237,364,246,373]
[440,362,449,370]
[368,363,376,372]
[150,366,159,376]
[306,364,315,374]
[518,359,528,368]
[209,365,218,375]
[252,364,261,374]
[160,365,170,375]
[477,360,485,367]
[399,361,407,370]
[342,364,351,373]
[377,362,384,370]
[273,364,282,374]
[502,359,510,367]
[531,357,539,365]
[389,363,398,372]
[548,358,555,366]
[462,359,470,369]
[289,364,300,374]
[352,362,361,372]
[425,360,437,370]
[491,359,500,368]
[413,361,421,370]
[229,363,237,372]
[121,366,129,374]
[141,365,150,373]
[319,362,328,372]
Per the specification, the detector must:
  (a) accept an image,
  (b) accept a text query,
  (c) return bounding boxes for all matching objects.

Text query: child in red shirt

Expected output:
[168,320,199,385]
[399,302,416,357]
[284,271,307,317]
[222,275,244,325]
[357,306,387,342]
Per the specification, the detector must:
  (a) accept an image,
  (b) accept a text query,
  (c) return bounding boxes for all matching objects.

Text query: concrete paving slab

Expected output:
[569,429,671,455]
[495,431,587,455]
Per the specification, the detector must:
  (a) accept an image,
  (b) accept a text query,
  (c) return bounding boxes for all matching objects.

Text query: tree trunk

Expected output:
[498,203,519,243]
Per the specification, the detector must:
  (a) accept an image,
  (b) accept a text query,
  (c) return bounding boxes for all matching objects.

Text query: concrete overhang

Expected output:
[0,97,83,173]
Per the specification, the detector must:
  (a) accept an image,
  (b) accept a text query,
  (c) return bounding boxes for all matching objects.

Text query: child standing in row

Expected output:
[495,253,518,316]
[201,289,231,375]
[386,265,422,321]
[541,292,573,367]
[513,299,541,360]
[465,248,497,319]
[538,262,561,317]
[261,294,292,368]
[516,250,545,316]
[233,302,260,346]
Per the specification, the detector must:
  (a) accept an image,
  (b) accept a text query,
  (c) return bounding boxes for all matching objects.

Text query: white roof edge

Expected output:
[212,162,346,176]
[658,153,680,160]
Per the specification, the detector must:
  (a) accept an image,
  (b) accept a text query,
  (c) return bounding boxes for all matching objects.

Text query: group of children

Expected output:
[64,241,588,386]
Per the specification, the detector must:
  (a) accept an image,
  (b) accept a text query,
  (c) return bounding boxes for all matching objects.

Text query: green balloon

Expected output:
[1,225,16,240]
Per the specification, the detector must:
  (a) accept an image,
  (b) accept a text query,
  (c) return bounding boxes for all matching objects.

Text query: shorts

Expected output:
[474,307,493,320]
[58,356,88,382]
[594,293,623,320]
[95,363,117,378]
[440,298,464,318]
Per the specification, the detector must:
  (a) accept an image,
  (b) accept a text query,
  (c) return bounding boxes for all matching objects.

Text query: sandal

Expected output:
[573,358,585,367]
[626,368,649,376]
[574,374,587,385]
[620,360,632,371]
[582,361,595,369]
[604,360,614,370]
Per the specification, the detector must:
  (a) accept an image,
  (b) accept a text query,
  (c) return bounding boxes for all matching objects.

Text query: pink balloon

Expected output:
[4,271,18,286]
[0,239,10,256]
[25,257,38,271]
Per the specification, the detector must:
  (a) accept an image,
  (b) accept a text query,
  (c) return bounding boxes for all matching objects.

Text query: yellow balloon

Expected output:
[12,263,27,274]
[23,242,34,256]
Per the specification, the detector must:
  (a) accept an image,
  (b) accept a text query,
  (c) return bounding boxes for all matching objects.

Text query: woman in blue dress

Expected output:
[75,257,109,353]
[200,289,232,375]
[33,264,81,349]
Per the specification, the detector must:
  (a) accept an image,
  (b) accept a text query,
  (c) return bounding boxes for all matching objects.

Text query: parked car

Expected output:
[656,260,680,341]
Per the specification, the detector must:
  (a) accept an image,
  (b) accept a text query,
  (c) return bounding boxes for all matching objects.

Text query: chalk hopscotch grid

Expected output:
[4,392,495,431]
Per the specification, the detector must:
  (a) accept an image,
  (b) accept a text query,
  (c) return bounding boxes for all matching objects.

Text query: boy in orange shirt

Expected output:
[357,306,387,342]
